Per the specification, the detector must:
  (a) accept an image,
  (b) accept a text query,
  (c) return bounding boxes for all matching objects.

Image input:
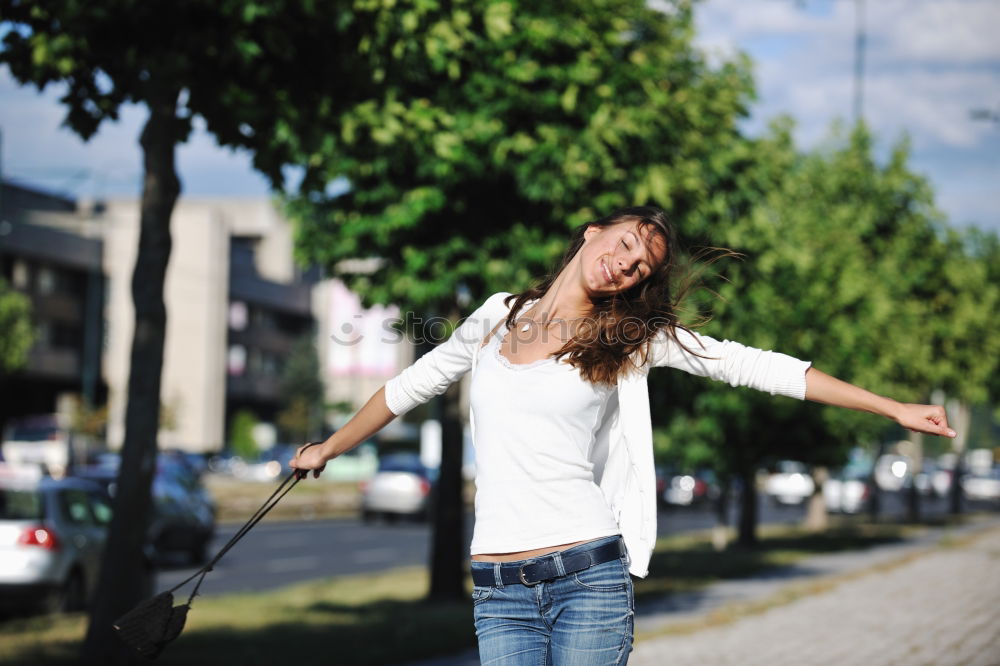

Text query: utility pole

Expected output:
[794,1,867,123]
[1,126,5,221]
[853,0,866,123]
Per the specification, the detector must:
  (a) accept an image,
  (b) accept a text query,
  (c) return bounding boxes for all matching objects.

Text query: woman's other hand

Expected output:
[290,441,329,479]
[894,403,957,438]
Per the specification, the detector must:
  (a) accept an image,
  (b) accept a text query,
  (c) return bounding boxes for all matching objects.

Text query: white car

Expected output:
[824,474,871,514]
[963,469,1000,503]
[1,414,71,478]
[360,453,435,523]
[0,466,112,614]
[764,461,815,505]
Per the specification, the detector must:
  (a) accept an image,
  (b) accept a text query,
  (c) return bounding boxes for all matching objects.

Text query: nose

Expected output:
[617,255,636,276]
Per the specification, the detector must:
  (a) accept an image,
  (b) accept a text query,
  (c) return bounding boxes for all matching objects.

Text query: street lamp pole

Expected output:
[853,0,866,124]
[795,0,867,123]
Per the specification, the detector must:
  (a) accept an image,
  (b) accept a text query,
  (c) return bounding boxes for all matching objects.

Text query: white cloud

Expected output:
[866,69,999,148]
[694,0,1000,231]
[872,0,1000,65]
[696,0,833,41]
[695,0,1000,149]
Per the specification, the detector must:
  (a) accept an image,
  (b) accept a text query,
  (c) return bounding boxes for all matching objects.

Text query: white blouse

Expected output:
[467,322,621,554]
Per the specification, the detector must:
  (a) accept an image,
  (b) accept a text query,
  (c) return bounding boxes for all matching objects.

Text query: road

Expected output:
[155,489,965,598]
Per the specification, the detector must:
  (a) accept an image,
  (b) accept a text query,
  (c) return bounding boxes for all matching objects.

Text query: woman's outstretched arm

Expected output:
[804,367,956,438]
[289,386,397,478]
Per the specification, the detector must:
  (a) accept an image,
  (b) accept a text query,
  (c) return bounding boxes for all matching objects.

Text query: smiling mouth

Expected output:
[601,260,616,285]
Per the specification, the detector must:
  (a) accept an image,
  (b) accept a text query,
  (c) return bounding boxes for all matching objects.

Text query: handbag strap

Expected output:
[167,441,324,603]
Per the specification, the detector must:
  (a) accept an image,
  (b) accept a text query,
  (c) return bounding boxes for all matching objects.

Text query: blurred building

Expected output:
[0,179,414,454]
[0,182,106,421]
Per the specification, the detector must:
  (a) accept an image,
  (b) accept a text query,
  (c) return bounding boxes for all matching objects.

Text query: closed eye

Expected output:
[621,238,645,278]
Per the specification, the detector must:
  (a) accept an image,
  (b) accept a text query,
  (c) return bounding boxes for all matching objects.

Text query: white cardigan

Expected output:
[384,292,812,578]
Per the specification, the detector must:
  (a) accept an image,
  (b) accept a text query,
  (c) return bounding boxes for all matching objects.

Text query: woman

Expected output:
[291,207,954,665]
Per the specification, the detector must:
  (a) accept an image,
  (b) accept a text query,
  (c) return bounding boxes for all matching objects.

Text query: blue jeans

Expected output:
[470,535,635,666]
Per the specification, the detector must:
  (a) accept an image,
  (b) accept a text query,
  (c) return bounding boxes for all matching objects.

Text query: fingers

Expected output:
[289,443,326,478]
[926,405,956,438]
[906,405,956,438]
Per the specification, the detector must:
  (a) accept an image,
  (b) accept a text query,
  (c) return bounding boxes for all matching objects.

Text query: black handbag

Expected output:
[113,442,323,658]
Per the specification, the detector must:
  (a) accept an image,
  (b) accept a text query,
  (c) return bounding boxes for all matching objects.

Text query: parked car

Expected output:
[1,414,70,478]
[360,452,436,523]
[764,461,815,506]
[0,464,112,614]
[235,445,299,482]
[914,460,952,498]
[823,469,872,514]
[74,453,215,564]
[963,467,1000,504]
[662,470,720,507]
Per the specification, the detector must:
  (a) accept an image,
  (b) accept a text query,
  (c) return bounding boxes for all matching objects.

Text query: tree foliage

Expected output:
[652,120,1000,541]
[287,0,756,316]
[0,278,34,374]
[277,334,325,442]
[229,408,259,461]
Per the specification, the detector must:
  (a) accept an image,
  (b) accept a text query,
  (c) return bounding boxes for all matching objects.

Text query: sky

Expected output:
[1,0,997,231]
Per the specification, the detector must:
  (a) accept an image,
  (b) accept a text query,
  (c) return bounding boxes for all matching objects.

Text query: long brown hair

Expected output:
[503,206,702,385]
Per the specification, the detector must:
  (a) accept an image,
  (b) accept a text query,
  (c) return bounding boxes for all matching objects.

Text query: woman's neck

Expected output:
[528,257,592,324]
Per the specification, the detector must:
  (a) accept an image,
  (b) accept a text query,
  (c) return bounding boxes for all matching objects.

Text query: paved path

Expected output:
[405,518,1000,666]
[631,523,1000,666]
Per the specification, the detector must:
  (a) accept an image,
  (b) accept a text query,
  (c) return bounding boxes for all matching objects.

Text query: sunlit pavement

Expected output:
[629,518,1000,666]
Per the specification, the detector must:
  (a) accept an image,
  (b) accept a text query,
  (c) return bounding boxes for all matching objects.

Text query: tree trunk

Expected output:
[736,467,758,547]
[427,305,466,602]
[949,452,965,516]
[803,466,829,532]
[906,433,924,523]
[82,90,180,665]
[711,476,731,551]
[948,401,971,516]
[868,441,885,522]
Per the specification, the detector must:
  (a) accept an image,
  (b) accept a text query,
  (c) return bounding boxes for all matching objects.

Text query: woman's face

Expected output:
[579,219,667,297]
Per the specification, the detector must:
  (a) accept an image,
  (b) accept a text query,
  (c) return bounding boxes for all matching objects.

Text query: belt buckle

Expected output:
[518,564,540,587]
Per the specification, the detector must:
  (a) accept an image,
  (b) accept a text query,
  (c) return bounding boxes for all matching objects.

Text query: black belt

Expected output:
[471,537,626,587]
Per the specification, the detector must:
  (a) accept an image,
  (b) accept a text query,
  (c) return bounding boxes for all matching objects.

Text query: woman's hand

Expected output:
[290,441,329,479]
[894,403,957,438]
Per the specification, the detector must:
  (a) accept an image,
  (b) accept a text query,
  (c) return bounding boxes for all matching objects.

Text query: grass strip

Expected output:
[0,566,473,666]
[206,476,364,522]
[0,518,938,665]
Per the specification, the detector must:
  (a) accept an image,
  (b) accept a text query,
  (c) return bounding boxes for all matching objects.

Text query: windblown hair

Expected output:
[503,206,703,386]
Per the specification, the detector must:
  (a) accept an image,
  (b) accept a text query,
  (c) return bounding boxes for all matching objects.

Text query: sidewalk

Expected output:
[405,517,1000,666]
[631,519,1000,665]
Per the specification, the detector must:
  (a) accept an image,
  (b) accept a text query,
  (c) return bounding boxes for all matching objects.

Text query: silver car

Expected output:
[0,468,112,614]
[360,453,436,523]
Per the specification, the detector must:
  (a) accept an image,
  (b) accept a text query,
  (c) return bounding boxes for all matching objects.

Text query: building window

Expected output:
[36,321,51,347]
[12,259,30,290]
[228,344,247,376]
[229,301,248,331]
[37,266,55,295]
